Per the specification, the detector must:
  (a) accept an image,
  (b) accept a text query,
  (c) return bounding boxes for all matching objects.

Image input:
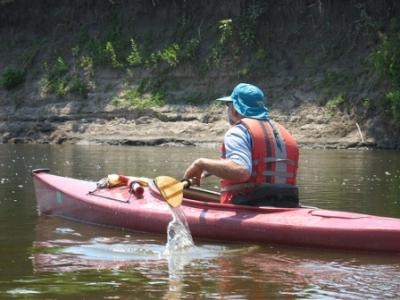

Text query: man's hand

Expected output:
[183,159,204,186]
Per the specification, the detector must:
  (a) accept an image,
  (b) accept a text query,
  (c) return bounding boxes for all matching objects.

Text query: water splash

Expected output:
[164,206,194,255]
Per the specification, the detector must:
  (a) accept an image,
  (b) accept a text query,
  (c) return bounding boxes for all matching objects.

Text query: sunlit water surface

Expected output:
[1,144,400,299]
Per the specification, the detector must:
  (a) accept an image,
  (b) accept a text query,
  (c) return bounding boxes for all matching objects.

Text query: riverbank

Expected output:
[1,1,400,149]
[0,101,378,149]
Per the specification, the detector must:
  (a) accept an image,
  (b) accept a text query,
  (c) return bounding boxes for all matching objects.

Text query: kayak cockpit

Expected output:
[183,186,221,203]
[147,179,300,213]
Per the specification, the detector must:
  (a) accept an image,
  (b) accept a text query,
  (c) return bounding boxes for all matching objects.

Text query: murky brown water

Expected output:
[1,144,400,299]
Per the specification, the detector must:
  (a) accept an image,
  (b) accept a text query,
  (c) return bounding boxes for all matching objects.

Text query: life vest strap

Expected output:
[253,157,297,166]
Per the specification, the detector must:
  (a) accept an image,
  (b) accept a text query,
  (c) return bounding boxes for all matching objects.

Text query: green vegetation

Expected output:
[384,90,400,123]
[111,86,165,109]
[159,43,180,67]
[237,3,263,47]
[209,19,234,65]
[105,41,123,69]
[326,94,346,113]
[1,67,24,89]
[1,0,400,124]
[127,38,142,66]
[40,57,69,96]
[40,54,93,98]
[314,70,352,112]
[373,29,400,124]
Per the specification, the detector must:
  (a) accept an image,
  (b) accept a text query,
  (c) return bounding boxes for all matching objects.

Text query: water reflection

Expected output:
[25,216,400,299]
[30,217,226,298]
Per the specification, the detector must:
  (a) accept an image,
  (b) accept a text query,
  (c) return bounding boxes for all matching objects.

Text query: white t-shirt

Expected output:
[223,123,252,175]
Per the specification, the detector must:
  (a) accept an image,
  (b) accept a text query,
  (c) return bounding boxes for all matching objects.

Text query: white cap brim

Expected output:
[215,96,232,102]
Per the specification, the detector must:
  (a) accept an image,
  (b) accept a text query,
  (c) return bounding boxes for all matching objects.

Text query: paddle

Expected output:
[153,176,191,208]
[154,172,213,207]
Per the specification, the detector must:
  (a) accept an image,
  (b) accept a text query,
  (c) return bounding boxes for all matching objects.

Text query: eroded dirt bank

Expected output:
[0,101,378,149]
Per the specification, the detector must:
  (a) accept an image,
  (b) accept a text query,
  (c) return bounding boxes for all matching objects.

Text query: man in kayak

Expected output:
[183,83,299,206]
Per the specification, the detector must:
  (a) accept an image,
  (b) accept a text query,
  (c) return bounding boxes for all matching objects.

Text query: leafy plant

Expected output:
[78,22,123,68]
[218,19,233,45]
[69,78,90,97]
[105,41,123,69]
[53,57,68,78]
[159,43,180,67]
[373,33,400,87]
[326,94,345,113]
[39,61,68,96]
[385,90,400,124]
[127,38,142,66]
[111,87,165,108]
[373,30,400,123]
[362,97,371,111]
[40,54,93,98]
[238,4,263,47]
[209,19,233,65]
[180,38,200,61]
[1,67,24,90]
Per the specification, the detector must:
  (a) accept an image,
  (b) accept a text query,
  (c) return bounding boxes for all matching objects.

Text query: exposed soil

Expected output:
[0,99,376,149]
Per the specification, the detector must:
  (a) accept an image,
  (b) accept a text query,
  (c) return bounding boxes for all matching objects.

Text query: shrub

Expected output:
[1,67,24,90]
[373,34,400,87]
[53,57,68,79]
[40,59,68,96]
[180,38,200,61]
[40,55,92,98]
[105,41,123,69]
[385,90,400,124]
[218,19,233,46]
[127,38,142,66]
[326,94,345,113]
[238,4,263,47]
[69,78,89,98]
[373,30,400,123]
[159,43,180,67]
[208,19,233,65]
[112,87,165,108]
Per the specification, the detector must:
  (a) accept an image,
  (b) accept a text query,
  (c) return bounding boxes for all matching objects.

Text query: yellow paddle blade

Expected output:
[154,176,185,208]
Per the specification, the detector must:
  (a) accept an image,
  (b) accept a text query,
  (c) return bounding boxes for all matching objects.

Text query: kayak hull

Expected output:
[33,171,400,253]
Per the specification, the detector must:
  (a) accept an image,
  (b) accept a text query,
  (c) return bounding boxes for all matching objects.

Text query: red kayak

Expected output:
[32,169,400,253]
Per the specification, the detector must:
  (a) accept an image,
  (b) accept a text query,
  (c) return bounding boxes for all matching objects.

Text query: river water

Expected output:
[1,144,400,299]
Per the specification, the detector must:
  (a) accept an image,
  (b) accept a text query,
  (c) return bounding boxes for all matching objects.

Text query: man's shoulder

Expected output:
[225,123,250,137]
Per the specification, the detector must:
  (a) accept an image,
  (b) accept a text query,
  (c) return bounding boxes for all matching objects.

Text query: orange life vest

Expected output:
[220,118,299,204]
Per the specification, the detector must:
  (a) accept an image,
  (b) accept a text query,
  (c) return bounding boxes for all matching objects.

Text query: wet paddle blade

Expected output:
[154,176,185,208]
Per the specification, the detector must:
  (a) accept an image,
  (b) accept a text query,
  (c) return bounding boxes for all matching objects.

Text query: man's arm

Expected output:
[183,157,250,186]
